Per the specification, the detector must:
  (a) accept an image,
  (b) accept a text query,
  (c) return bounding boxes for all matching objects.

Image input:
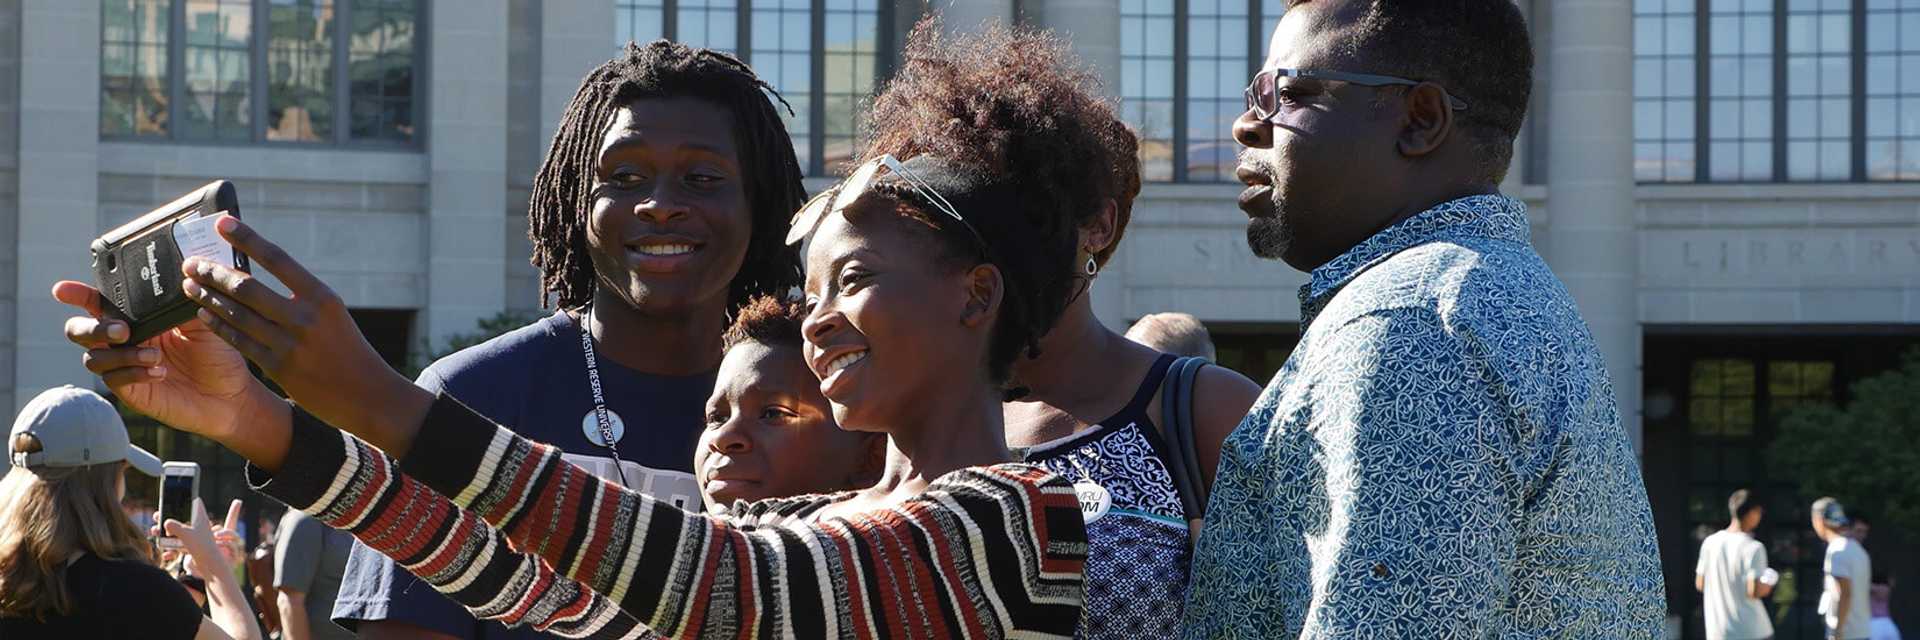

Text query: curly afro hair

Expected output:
[862,19,1141,270]
[852,19,1142,393]
[722,294,806,352]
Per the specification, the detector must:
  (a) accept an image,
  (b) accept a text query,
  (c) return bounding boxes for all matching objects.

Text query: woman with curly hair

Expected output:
[857,21,1262,639]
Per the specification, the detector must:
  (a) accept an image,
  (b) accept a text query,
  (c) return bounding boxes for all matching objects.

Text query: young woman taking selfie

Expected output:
[54,81,1092,640]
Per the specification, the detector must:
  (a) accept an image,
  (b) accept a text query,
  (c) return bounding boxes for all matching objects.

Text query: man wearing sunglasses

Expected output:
[1182,1,1664,638]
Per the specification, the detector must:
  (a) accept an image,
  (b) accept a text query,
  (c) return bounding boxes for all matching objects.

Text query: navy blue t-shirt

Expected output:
[331,311,713,639]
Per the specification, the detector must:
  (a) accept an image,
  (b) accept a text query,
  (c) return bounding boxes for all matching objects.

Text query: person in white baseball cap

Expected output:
[0,385,259,640]
[8,385,163,476]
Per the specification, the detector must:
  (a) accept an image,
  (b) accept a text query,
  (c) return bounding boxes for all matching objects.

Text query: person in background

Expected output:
[124,495,156,532]
[275,510,353,640]
[858,21,1262,638]
[1816,497,1873,640]
[326,40,806,640]
[0,386,259,640]
[1695,489,1774,640]
[1869,571,1900,640]
[1185,0,1665,636]
[247,514,281,638]
[1125,312,1219,361]
[172,561,209,609]
[1849,512,1872,545]
[696,295,885,509]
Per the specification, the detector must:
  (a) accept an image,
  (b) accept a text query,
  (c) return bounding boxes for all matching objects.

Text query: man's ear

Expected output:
[960,263,1005,330]
[1396,82,1456,158]
[1079,199,1120,256]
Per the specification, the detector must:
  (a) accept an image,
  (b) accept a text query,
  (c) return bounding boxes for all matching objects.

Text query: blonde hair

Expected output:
[0,462,154,620]
[1125,313,1217,361]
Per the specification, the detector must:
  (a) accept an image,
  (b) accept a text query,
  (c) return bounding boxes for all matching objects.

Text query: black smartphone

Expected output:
[90,180,249,344]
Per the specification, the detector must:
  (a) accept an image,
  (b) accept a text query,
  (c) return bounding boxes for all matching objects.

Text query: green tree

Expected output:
[1768,346,1920,532]
[402,310,542,379]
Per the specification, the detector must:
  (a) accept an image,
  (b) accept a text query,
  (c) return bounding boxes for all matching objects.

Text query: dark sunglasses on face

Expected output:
[1244,67,1471,121]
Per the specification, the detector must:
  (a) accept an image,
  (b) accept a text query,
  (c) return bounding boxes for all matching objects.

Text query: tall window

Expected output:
[1784,0,1851,180]
[677,0,739,53]
[820,0,879,172]
[1120,1,1279,182]
[1707,0,1771,181]
[267,0,333,141]
[1121,0,1175,181]
[102,0,171,136]
[1185,0,1250,181]
[615,0,887,175]
[182,0,252,141]
[1633,0,1913,182]
[1865,0,1920,179]
[750,0,812,172]
[1635,0,1697,182]
[100,0,422,146]
[347,0,417,142]
[616,0,666,46]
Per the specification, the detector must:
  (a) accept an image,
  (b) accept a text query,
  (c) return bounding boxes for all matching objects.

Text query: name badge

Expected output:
[1075,480,1111,523]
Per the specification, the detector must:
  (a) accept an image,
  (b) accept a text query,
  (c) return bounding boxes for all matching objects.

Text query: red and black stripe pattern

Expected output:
[255,395,1088,639]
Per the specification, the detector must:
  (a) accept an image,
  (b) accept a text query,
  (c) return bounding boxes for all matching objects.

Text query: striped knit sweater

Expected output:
[250,394,1088,639]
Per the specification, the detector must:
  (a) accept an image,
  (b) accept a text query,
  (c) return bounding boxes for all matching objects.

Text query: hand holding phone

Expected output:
[90,181,248,345]
[156,462,199,549]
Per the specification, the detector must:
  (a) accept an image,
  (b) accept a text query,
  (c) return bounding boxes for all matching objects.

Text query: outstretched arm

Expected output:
[259,395,1087,639]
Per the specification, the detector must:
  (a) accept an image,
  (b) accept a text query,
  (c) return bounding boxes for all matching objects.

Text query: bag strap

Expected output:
[1159,356,1211,523]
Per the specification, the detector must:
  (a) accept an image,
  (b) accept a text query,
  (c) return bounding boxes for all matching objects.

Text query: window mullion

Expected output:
[251,0,267,143]
[809,0,825,176]
[1850,0,1865,181]
[1246,0,1260,81]
[169,0,186,141]
[1695,0,1710,182]
[737,0,752,65]
[664,0,678,42]
[334,0,351,144]
[1771,0,1787,182]
[1172,0,1188,182]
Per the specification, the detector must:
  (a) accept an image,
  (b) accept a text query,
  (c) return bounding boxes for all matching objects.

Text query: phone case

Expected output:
[90,181,248,344]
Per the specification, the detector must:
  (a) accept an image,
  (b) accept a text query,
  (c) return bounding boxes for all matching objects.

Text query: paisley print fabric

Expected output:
[1026,354,1193,639]
[1181,195,1666,639]
[1031,420,1186,522]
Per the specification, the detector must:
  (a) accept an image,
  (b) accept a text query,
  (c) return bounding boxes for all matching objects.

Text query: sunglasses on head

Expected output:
[785,153,991,255]
[1244,67,1470,121]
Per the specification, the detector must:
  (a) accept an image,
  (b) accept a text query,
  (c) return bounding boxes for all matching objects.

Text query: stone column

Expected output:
[424,0,509,348]
[12,0,99,412]
[539,1,613,155]
[1546,0,1641,452]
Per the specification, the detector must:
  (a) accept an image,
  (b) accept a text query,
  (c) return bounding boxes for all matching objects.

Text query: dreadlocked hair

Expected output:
[856,19,1141,388]
[528,40,806,314]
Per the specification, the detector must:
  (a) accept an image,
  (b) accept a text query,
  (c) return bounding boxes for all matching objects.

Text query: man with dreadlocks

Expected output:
[332,41,805,640]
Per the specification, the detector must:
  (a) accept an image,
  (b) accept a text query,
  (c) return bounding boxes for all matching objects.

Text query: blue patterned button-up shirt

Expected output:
[1181,195,1665,639]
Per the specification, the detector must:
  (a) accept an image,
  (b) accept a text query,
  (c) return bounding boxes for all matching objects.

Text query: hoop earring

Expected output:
[1084,256,1099,278]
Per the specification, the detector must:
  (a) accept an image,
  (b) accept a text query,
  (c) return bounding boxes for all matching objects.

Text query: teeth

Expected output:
[635,243,696,256]
[825,351,867,376]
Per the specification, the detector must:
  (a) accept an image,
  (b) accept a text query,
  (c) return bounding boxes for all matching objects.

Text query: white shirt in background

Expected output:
[1696,529,1774,640]
[1821,536,1874,639]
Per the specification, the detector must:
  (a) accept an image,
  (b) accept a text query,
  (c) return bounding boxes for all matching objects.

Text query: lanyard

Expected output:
[579,306,631,488]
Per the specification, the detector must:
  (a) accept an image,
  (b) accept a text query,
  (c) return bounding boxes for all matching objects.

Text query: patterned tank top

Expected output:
[1020,354,1189,639]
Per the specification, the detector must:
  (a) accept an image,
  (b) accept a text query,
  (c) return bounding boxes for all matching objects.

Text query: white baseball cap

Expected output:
[9,385,163,476]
